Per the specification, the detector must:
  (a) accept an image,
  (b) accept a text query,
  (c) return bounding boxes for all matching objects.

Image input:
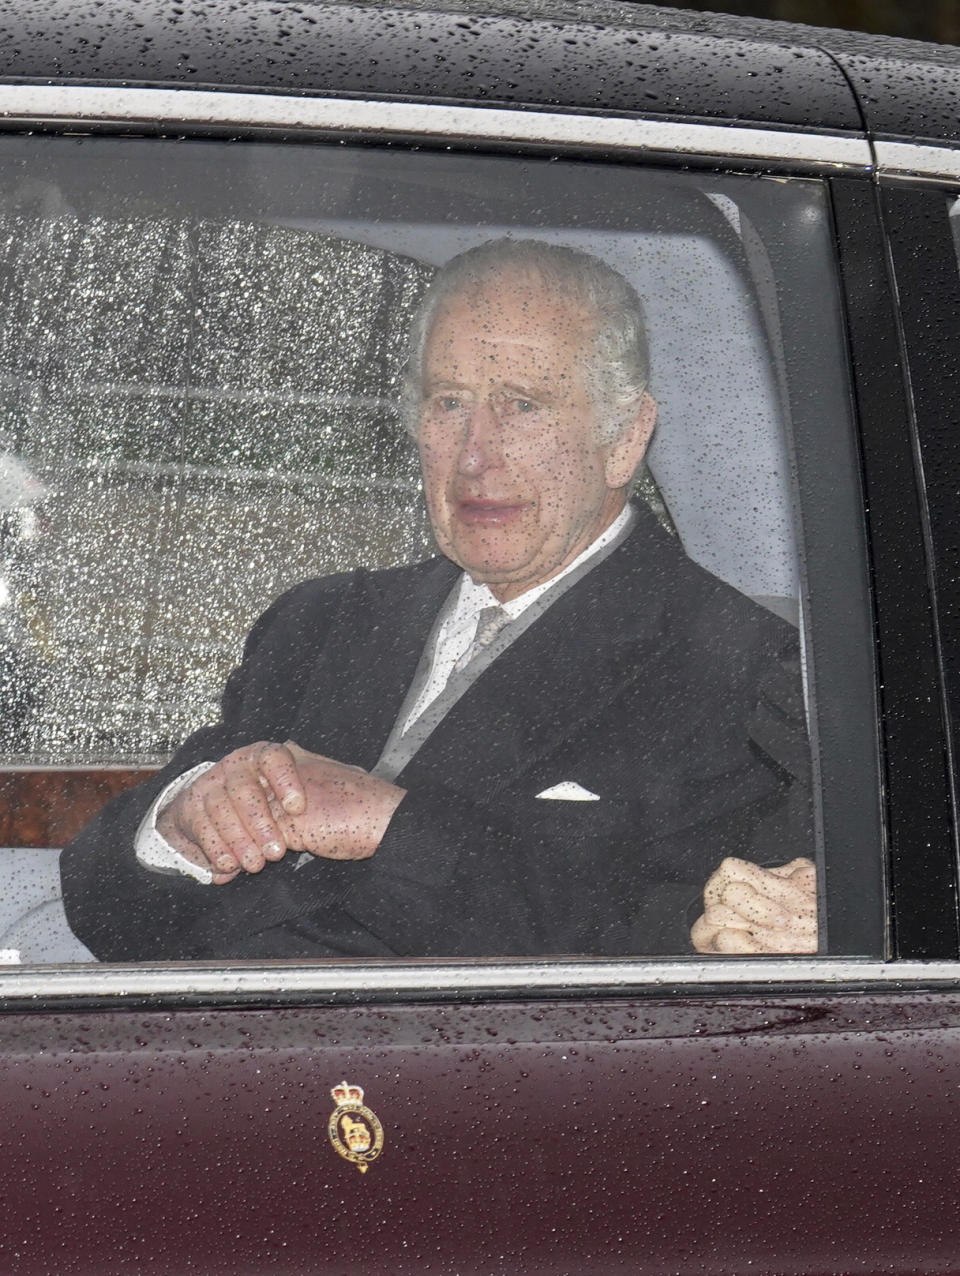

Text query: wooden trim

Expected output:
[0,769,158,848]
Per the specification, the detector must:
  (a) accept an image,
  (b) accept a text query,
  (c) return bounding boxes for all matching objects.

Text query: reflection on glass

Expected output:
[0,218,431,762]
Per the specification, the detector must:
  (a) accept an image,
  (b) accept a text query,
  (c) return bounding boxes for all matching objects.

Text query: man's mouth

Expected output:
[455,498,528,525]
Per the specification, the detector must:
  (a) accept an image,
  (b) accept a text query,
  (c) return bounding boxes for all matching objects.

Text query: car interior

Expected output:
[0,133,876,961]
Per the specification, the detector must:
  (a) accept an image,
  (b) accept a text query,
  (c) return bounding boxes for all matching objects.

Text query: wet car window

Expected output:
[951,196,960,275]
[0,135,878,965]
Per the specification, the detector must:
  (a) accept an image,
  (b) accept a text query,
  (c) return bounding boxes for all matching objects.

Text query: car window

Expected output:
[951,196,960,275]
[0,134,880,965]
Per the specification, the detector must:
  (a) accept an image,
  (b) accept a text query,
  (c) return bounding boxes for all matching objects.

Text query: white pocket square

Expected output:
[535,781,600,802]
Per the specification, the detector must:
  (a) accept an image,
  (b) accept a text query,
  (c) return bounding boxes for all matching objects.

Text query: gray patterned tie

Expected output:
[449,604,510,678]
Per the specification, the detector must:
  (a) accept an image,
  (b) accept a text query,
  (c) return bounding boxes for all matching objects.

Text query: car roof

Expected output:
[0,0,955,145]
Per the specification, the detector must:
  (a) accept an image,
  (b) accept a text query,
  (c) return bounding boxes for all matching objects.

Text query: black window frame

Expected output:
[872,179,960,959]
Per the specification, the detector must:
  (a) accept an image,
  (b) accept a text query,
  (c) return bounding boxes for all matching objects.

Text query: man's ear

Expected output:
[603,392,657,489]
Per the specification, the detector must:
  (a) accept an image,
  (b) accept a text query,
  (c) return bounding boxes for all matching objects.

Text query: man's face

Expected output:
[417,270,653,602]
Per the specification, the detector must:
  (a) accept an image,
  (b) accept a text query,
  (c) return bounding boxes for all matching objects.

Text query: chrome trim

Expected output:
[1,959,959,1001]
[0,84,871,170]
[876,140,960,184]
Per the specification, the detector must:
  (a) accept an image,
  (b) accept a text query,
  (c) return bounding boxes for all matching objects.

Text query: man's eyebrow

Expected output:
[422,378,469,393]
[421,377,558,400]
[501,380,555,403]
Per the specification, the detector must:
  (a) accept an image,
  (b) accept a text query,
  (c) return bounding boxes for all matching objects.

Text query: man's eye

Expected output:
[438,396,462,412]
[501,397,540,417]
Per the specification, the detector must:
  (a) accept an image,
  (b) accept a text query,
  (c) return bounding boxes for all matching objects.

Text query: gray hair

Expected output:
[402,238,650,445]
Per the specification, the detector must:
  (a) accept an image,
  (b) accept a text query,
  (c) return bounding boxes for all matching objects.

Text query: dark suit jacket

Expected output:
[60,504,810,961]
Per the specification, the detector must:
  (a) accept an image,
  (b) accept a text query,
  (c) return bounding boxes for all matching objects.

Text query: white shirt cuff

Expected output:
[135,762,216,885]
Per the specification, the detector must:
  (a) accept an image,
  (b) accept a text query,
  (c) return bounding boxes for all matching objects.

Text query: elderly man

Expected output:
[61,238,815,961]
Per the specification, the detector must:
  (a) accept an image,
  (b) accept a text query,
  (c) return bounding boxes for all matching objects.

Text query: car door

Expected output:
[0,10,959,1276]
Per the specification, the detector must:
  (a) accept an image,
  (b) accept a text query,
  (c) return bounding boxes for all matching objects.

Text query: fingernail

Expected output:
[216,856,235,871]
[263,841,282,856]
[282,793,303,814]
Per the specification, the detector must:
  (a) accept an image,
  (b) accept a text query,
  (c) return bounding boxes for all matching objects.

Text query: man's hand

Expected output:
[156,741,309,885]
[263,742,406,862]
[157,740,406,885]
[690,856,817,955]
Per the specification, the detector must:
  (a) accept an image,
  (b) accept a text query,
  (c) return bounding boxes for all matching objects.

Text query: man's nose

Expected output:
[456,398,502,475]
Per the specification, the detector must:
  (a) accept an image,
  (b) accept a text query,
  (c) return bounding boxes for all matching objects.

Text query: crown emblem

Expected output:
[331,1081,365,1106]
[328,1080,384,1173]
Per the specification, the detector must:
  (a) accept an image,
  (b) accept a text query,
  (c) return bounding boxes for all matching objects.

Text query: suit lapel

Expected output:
[375,504,637,782]
[396,508,677,792]
[291,556,460,769]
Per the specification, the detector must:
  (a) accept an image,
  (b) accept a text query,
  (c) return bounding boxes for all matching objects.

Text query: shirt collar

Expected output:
[453,503,635,625]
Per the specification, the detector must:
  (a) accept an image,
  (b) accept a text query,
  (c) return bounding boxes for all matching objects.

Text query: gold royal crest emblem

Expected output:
[328,1081,384,1173]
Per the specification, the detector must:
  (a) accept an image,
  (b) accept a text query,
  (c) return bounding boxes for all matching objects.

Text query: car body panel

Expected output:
[4,0,958,161]
[835,51,960,146]
[3,991,960,1274]
[0,0,863,133]
[0,3,958,1273]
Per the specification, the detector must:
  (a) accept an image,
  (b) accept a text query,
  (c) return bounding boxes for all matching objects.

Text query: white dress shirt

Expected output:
[136,505,633,884]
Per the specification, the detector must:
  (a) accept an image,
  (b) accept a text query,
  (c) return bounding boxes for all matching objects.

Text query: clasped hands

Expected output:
[156,741,406,885]
[691,856,818,954]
